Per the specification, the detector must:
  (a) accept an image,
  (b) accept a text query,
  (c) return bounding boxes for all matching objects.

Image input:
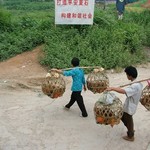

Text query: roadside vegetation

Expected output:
[0,0,150,69]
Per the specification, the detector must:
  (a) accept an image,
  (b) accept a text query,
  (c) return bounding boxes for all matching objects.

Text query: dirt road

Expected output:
[0,47,150,150]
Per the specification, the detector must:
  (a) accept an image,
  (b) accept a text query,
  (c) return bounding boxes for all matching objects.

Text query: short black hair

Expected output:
[124,66,138,78]
[71,57,79,67]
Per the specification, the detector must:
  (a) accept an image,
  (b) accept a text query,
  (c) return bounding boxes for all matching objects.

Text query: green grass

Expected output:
[126,0,148,7]
[0,0,150,69]
[133,0,147,6]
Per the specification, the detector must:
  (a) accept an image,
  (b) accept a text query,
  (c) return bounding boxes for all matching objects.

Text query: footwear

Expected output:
[79,113,83,117]
[79,113,88,118]
[122,136,134,142]
[118,14,123,20]
[63,105,69,110]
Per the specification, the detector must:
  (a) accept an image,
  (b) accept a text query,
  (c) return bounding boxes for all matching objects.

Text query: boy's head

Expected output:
[124,66,138,79]
[71,57,79,67]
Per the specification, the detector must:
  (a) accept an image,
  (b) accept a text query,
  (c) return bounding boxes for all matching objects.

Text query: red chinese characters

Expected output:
[61,12,92,19]
[57,0,89,6]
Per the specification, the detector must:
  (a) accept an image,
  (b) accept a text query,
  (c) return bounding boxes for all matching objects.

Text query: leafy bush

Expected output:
[40,18,146,69]
[125,10,150,26]
[2,0,53,10]
[144,24,150,46]
[0,0,149,70]
[0,27,45,61]
[0,8,12,31]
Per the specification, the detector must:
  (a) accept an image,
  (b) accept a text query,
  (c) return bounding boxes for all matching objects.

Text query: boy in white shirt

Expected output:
[106,66,143,141]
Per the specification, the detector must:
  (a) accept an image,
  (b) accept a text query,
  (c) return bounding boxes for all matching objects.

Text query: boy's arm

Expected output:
[51,69,63,74]
[51,68,75,76]
[106,87,126,94]
[82,74,86,91]
[83,84,87,91]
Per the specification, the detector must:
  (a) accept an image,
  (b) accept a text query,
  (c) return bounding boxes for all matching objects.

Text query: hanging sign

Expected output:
[55,0,95,25]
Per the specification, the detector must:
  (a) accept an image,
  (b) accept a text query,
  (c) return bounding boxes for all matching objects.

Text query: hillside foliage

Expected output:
[0,0,150,69]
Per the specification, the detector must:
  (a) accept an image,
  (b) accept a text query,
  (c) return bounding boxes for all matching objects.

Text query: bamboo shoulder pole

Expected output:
[58,66,102,71]
[49,66,104,73]
[120,78,150,87]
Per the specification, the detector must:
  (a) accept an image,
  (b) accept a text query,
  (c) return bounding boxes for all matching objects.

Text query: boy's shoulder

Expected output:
[73,67,84,73]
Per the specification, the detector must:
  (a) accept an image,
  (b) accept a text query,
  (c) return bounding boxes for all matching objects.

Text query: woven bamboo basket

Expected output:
[140,85,150,111]
[94,97,123,127]
[86,69,109,94]
[42,72,66,99]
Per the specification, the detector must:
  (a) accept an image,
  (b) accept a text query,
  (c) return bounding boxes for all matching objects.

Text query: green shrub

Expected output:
[0,8,12,31]
[144,24,150,46]
[40,19,146,69]
[125,10,150,26]
[0,0,149,69]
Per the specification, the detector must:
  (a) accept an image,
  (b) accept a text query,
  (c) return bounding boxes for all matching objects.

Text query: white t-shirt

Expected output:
[123,82,143,115]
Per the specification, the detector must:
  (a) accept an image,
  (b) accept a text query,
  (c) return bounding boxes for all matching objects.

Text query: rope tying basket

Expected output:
[140,85,150,111]
[86,68,109,94]
[42,72,66,99]
[93,92,123,127]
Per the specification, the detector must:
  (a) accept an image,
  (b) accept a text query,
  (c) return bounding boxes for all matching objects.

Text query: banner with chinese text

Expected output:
[55,0,95,25]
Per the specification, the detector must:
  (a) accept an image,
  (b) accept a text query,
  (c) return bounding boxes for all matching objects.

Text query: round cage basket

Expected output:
[42,72,66,99]
[86,68,109,94]
[140,85,150,111]
[94,98,123,127]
